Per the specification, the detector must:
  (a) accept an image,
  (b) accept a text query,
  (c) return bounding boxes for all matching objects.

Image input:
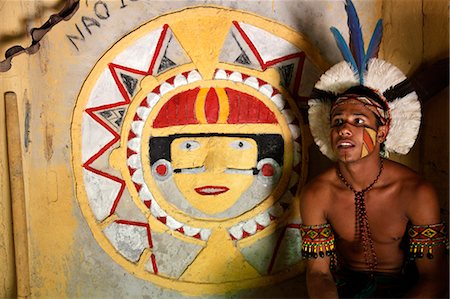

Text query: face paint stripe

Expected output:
[361,145,368,158]
[363,132,374,152]
[363,128,376,152]
[359,127,376,158]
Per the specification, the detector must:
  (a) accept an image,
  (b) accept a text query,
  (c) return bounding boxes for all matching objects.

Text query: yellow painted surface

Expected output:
[179,228,260,282]
[171,136,258,214]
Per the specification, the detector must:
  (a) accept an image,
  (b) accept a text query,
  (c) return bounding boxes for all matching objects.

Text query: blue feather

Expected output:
[345,0,365,82]
[330,26,358,74]
[365,19,383,65]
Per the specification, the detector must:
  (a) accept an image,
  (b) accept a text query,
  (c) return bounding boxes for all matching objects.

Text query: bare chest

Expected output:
[326,188,409,244]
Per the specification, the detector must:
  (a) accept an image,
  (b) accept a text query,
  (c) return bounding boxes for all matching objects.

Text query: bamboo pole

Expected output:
[5,91,31,299]
[0,93,17,298]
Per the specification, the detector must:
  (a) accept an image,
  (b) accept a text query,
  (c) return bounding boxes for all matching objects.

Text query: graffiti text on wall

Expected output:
[67,0,138,51]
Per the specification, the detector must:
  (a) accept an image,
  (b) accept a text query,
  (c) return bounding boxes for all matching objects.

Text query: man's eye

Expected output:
[179,140,200,151]
[354,118,365,125]
[230,140,252,150]
[333,119,344,126]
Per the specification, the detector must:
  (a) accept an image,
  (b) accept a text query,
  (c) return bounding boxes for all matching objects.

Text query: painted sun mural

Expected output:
[72,6,326,295]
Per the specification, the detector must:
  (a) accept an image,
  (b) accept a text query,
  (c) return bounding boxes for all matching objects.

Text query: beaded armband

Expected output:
[408,223,448,259]
[300,223,336,259]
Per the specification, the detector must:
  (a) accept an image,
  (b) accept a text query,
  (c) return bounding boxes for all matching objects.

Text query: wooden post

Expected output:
[0,93,17,298]
[5,91,31,299]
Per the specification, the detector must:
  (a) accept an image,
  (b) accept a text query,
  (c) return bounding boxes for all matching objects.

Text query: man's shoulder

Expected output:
[301,167,337,199]
[384,159,422,184]
[384,159,439,207]
[299,167,337,222]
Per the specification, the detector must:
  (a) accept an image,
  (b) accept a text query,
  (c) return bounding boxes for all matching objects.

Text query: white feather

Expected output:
[384,92,421,154]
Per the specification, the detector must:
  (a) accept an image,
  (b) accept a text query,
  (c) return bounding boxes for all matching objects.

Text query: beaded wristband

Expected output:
[408,223,448,260]
[300,223,336,259]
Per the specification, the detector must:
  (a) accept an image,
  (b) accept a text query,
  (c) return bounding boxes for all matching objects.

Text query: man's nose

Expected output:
[338,123,352,137]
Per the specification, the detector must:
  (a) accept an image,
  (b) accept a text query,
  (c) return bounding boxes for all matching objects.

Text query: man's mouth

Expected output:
[195,186,229,195]
[337,141,355,149]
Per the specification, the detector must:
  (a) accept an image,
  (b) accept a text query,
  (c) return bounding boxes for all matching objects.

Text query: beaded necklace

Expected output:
[337,159,384,271]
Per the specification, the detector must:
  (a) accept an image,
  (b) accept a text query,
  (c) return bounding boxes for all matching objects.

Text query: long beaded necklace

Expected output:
[337,159,384,271]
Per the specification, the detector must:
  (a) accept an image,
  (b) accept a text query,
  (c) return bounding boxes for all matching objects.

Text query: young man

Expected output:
[299,1,448,298]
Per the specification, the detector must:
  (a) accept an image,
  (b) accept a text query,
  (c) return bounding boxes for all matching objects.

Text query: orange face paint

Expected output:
[361,127,377,158]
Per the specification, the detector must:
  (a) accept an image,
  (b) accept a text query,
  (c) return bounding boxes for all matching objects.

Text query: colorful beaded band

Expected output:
[408,223,448,259]
[300,223,336,259]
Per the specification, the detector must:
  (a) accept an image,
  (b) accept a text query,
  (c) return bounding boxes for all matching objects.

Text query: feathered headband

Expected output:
[308,0,421,160]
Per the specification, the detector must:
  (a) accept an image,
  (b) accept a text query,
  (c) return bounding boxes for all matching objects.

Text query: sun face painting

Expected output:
[72,6,325,295]
[148,87,284,217]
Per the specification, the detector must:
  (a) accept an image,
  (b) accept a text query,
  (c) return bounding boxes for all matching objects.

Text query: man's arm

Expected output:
[300,181,338,299]
[305,257,338,298]
[405,180,448,298]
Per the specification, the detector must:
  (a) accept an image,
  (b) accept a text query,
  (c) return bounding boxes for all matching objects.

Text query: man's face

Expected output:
[170,136,258,214]
[330,100,382,163]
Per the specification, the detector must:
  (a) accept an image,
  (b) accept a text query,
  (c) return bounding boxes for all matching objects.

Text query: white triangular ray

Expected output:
[112,26,164,72]
[86,68,126,108]
[237,22,301,63]
[219,26,261,69]
[83,169,122,221]
[81,113,116,164]
[154,28,192,75]
[104,222,148,262]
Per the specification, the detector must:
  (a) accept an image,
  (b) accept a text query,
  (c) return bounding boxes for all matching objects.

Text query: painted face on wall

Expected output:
[330,100,379,162]
[149,87,284,217]
[171,136,257,214]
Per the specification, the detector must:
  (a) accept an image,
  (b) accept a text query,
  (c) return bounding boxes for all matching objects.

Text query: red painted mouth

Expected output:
[195,186,229,195]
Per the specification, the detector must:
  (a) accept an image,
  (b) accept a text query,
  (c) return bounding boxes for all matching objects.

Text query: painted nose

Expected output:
[203,148,227,174]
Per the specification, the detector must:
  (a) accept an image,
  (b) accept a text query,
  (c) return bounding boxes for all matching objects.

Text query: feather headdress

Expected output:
[308,0,421,160]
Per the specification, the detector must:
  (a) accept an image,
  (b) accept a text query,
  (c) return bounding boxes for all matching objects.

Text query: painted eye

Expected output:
[229,140,252,150]
[179,140,200,151]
